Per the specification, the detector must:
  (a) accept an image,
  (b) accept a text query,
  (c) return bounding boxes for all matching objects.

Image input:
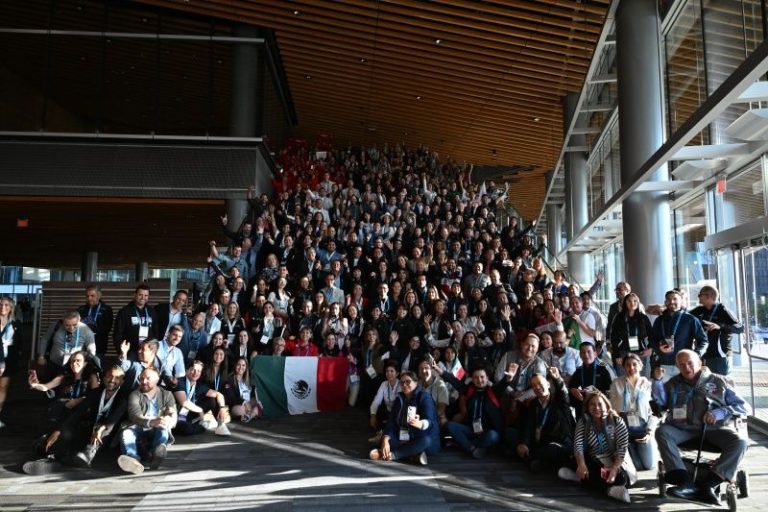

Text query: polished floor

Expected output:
[1,401,766,512]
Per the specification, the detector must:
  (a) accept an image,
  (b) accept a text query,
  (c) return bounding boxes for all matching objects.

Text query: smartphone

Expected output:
[407,406,417,422]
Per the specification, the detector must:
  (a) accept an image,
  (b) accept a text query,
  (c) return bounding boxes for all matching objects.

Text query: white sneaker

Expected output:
[202,418,218,431]
[607,485,631,503]
[417,452,428,466]
[117,455,144,475]
[214,423,231,436]
[557,467,580,482]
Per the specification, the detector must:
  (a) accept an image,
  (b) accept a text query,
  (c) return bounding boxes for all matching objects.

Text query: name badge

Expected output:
[227,334,236,346]
[188,350,197,360]
[366,365,377,379]
[626,411,641,428]
[260,335,270,345]
[399,429,410,442]
[131,317,139,326]
[350,374,360,384]
[664,337,674,348]
[178,407,188,422]
[472,419,483,434]
[139,325,149,342]
[672,407,687,422]
[627,336,639,352]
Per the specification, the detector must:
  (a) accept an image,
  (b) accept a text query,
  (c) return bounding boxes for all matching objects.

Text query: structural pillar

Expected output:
[81,251,98,283]
[616,0,673,302]
[135,262,149,283]
[563,92,591,287]
[228,24,262,230]
[546,203,563,267]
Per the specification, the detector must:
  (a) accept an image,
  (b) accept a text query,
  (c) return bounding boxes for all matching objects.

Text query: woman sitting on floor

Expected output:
[369,369,440,465]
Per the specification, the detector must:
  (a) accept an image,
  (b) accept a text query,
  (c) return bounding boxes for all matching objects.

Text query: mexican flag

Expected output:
[251,356,348,418]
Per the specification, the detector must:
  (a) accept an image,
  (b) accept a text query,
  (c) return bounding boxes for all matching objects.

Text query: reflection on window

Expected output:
[714,159,766,231]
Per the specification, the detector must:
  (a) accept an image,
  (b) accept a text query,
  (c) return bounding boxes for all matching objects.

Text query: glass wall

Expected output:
[591,240,625,311]
[712,158,767,231]
[673,193,716,300]
[665,0,708,142]
[703,0,765,143]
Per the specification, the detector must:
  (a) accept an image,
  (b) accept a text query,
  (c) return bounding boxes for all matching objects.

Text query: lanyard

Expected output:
[386,382,397,402]
[625,318,637,337]
[97,389,117,421]
[135,308,149,326]
[71,379,82,398]
[186,379,196,400]
[539,405,550,429]
[226,318,237,331]
[87,303,102,323]
[65,329,81,352]
[473,394,484,420]
[0,320,10,340]
[595,430,607,453]
[662,311,683,338]
[580,361,597,388]
[214,372,221,391]
[671,384,696,407]
[365,347,373,367]
[709,304,720,322]
[622,382,634,411]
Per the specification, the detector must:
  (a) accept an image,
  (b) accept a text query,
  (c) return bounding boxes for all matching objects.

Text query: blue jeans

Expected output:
[446,421,501,453]
[628,437,656,470]
[120,426,169,461]
[388,434,439,461]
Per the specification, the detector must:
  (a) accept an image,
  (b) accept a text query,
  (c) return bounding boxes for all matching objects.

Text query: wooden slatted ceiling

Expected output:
[131,0,609,219]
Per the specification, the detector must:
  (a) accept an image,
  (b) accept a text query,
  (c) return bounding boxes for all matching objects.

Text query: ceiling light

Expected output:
[359,58,366,63]
[434,38,442,44]
[533,117,541,122]
[141,17,148,23]
[293,10,300,15]
[415,96,422,100]
[305,75,312,79]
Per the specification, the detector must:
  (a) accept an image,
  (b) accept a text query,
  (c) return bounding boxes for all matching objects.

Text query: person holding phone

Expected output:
[369,370,440,465]
[651,290,708,381]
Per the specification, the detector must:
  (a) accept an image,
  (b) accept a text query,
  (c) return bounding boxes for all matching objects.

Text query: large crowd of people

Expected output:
[0,138,750,505]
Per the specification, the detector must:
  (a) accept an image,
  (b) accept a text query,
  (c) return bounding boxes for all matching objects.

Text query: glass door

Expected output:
[720,244,768,424]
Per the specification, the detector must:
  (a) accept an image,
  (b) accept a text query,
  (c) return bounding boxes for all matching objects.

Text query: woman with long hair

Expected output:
[559,391,633,503]
[0,296,19,427]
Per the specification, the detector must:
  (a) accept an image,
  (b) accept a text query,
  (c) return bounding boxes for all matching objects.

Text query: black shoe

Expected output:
[668,485,698,500]
[149,444,167,470]
[698,486,721,506]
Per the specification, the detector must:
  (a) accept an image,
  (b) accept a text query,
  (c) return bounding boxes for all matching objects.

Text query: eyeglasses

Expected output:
[400,379,415,386]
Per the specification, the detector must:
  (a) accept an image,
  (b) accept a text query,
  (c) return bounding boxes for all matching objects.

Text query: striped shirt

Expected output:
[574,414,629,464]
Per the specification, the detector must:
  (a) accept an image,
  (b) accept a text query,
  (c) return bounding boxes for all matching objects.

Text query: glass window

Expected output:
[665,0,708,142]
[713,159,766,231]
[674,194,716,300]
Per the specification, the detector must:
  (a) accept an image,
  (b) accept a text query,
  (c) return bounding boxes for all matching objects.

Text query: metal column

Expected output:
[616,0,673,303]
[81,251,98,283]
[135,262,149,283]
[563,93,591,287]
[228,24,262,231]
